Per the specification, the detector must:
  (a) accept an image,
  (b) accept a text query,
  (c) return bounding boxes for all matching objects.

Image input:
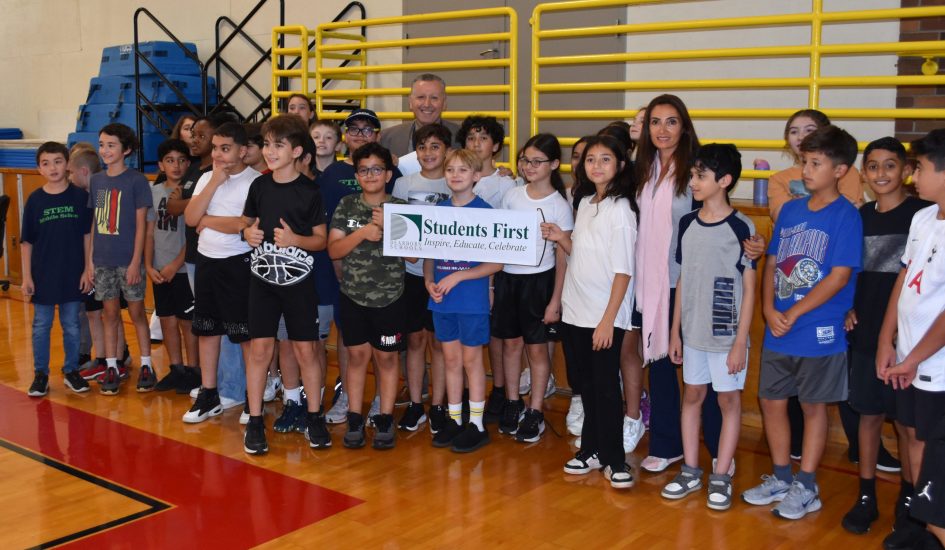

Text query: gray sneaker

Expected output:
[742,474,791,506]
[661,464,703,500]
[366,395,381,427]
[326,391,349,424]
[707,473,734,511]
[772,481,822,520]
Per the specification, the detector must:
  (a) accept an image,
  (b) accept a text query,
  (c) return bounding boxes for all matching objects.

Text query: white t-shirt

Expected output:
[898,204,945,392]
[474,169,516,208]
[562,195,636,330]
[193,167,260,259]
[392,172,451,277]
[501,185,574,275]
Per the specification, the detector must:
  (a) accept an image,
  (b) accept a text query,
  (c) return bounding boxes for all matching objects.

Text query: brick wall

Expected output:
[896,0,945,143]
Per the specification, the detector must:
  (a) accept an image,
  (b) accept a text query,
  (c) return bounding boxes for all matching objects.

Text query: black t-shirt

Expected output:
[20,185,92,305]
[180,162,212,263]
[848,196,931,353]
[242,173,327,287]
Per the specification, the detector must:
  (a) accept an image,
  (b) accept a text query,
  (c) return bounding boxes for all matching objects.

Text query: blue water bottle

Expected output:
[753,159,770,206]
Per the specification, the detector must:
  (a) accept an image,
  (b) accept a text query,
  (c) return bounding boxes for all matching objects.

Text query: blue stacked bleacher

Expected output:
[68,41,217,170]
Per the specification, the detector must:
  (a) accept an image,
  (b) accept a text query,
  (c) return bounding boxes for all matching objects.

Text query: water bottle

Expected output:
[753,159,770,206]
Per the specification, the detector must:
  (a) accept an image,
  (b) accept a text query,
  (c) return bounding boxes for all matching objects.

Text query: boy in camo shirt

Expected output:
[327,143,408,450]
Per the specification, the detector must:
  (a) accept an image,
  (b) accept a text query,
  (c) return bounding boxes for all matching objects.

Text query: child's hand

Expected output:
[541,222,565,242]
[435,273,463,296]
[168,186,182,201]
[875,340,897,381]
[669,332,683,365]
[21,276,34,298]
[244,219,264,247]
[211,159,232,180]
[767,310,792,337]
[360,223,382,242]
[425,280,443,303]
[196,219,207,234]
[78,272,93,294]
[371,207,384,229]
[884,359,918,390]
[84,264,95,291]
[592,321,614,350]
[126,263,142,286]
[543,299,561,324]
[743,234,766,261]
[497,166,514,178]
[147,266,164,284]
[844,309,858,332]
[726,344,748,375]
[159,265,177,282]
[273,218,297,248]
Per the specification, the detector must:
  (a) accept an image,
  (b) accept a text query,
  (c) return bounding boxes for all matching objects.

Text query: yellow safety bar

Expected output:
[314,8,519,165]
[531,0,945,176]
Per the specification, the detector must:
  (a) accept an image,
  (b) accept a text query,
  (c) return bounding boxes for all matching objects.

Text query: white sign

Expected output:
[383,203,542,265]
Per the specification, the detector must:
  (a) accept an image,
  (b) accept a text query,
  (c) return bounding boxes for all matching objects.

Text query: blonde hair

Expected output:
[69,146,101,173]
[445,148,482,173]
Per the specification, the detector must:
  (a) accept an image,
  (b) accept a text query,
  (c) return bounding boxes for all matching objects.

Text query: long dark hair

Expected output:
[634,94,700,197]
[522,133,566,200]
[572,135,638,216]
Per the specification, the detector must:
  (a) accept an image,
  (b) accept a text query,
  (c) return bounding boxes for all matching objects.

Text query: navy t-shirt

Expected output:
[764,196,863,356]
[428,196,492,315]
[21,185,92,305]
[314,160,402,306]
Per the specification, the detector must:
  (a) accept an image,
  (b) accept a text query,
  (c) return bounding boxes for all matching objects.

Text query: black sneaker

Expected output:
[877,446,902,473]
[514,408,545,443]
[175,366,202,394]
[99,366,121,395]
[293,393,310,433]
[429,405,447,434]
[894,493,911,529]
[63,371,90,393]
[398,402,427,431]
[28,373,49,397]
[373,414,396,450]
[243,417,269,455]
[884,515,925,550]
[461,388,470,425]
[136,365,157,392]
[182,388,223,423]
[274,399,305,433]
[483,386,505,424]
[452,423,490,453]
[78,353,92,370]
[432,418,462,448]
[344,413,366,449]
[155,364,184,392]
[306,411,332,449]
[121,346,132,367]
[842,494,879,534]
[498,399,525,435]
[395,385,411,407]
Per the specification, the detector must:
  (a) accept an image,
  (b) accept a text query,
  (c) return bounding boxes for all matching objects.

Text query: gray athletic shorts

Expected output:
[759,348,848,403]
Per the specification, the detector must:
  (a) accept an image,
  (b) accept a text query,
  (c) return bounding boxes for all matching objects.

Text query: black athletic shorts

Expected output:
[248,276,318,341]
[152,272,194,320]
[848,348,897,418]
[914,387,945,442]
[911,393,945,529]
[491,268,557,344]
[339,292,407,352]
[84,291,127,312]
[403,273,434,333]
[192,252,251,343]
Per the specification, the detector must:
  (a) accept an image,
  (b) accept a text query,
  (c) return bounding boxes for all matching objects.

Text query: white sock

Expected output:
[284,386,302,404]
[140,356,152,367]
[106,357,118,369]
[469,400,485,431]
[448,402,462,423]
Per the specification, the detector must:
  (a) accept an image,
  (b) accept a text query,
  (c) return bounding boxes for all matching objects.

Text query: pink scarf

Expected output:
[635,156,674,364]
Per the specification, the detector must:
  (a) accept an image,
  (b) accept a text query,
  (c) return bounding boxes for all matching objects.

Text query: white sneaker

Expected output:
[712,457,736,477]
[641,454,683,473]
[566,396,584,436]
[220,395,245,410]
[366,395,380,426]
[190,386,200,399]
[263,375,282,403]
[239,410,250,425]
[519,368,531,395]
[326,391,348,424]
[622,413,645,453]
[544,372,556,398]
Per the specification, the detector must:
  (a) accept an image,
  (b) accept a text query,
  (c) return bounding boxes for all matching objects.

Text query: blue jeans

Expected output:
[33,302,82,375]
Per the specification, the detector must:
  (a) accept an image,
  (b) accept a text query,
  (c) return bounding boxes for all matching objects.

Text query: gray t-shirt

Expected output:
[392,172,450,277]
[88,169,153,267]
[148,182,186,273]
[675,209,756,352]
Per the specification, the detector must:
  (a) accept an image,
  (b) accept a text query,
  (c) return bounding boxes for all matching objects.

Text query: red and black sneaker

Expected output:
[79,359,107,381]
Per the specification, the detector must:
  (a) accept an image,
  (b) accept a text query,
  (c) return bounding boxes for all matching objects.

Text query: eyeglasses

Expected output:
[346,126,377,137]
[520,157,552,168]
[356,166,386,177]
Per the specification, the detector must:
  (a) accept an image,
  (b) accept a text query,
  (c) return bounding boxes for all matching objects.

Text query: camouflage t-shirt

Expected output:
[330,194,406,307]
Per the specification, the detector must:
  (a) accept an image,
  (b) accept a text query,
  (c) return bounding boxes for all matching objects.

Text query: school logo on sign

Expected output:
[390,213,423,242]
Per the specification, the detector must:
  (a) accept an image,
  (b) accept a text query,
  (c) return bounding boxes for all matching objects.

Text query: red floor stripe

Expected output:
[0,384,362,548]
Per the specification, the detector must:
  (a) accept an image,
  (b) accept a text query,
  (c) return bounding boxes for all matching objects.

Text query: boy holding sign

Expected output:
[425,149,504,453]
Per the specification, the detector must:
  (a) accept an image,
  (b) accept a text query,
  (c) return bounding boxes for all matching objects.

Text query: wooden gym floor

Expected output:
[0,296,900,549]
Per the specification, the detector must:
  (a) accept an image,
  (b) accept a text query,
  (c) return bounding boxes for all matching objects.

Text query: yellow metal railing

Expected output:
[314,8,519,164]
[531,0,945,176]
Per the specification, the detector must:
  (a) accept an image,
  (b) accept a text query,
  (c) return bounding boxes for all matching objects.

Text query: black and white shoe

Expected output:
[63,371,90,393]
[28,373,49,397]
[514,408,545,443]
[182,388,223,423]
[244,418,269,455]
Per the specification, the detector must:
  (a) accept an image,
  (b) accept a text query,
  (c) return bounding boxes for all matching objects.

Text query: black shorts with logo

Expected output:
[192,252,251,343]
[248,275,319,341]
[339,292,407,352]
[152,272,194,320]
[491,269,558,344]
[911,389,945,529]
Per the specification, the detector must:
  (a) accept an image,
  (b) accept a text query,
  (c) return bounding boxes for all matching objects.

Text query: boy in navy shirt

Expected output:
[22,142,93,396]
[743,125,863,520]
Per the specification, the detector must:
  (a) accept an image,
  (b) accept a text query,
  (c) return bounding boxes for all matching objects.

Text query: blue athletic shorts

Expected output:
[432,312,490,347]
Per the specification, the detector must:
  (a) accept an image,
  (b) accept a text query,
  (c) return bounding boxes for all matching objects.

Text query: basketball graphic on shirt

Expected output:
[250,242,314,286]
